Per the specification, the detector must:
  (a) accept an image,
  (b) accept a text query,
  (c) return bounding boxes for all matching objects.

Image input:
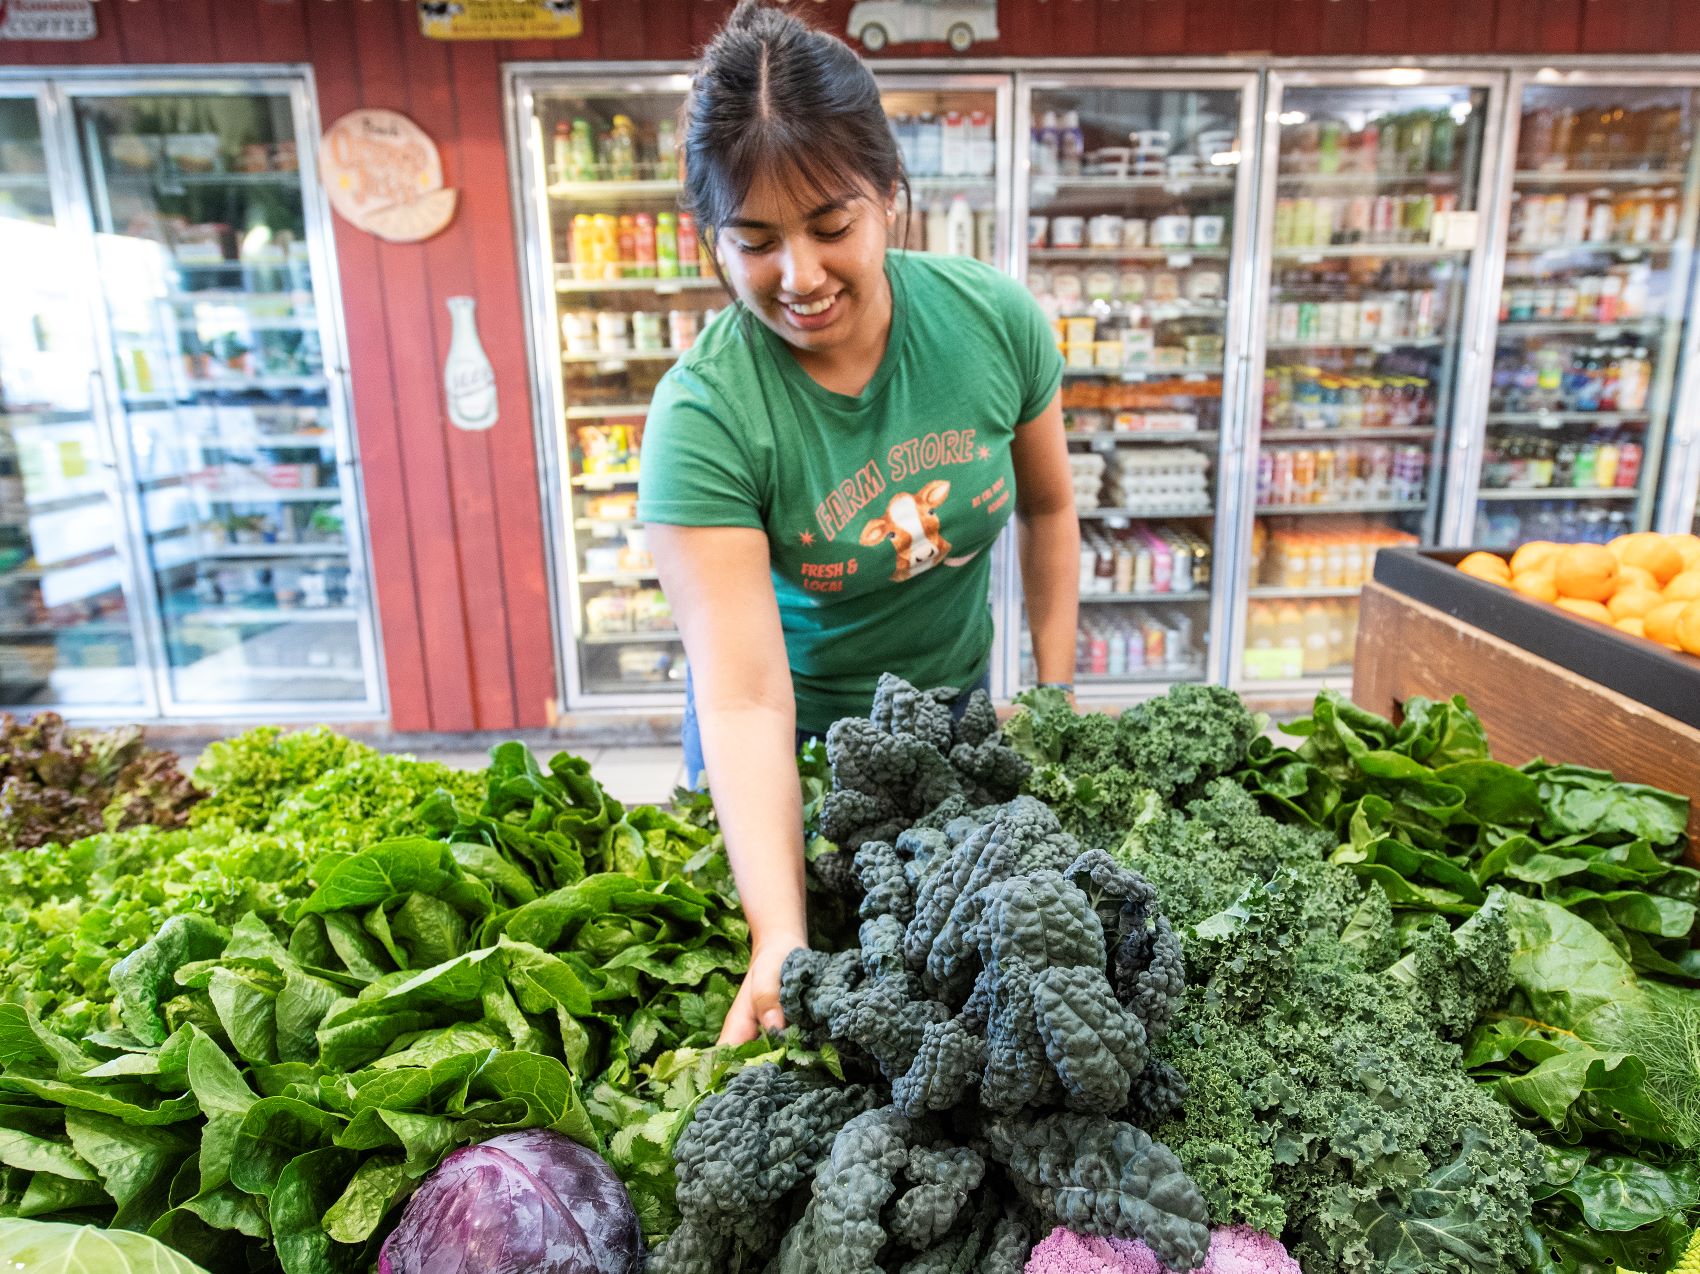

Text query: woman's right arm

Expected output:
[646,522,808,1046]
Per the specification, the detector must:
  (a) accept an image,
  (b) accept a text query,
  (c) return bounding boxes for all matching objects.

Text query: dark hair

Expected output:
[681,0,909,255]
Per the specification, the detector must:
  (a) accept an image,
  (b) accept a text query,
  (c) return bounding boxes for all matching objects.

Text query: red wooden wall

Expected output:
[6,0,1700,730]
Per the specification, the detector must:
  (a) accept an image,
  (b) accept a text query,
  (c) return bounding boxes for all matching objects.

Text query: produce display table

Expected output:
[1354,552,1700,856]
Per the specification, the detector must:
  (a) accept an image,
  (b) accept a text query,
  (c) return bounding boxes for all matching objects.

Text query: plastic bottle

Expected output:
[605,115,637,181]
[569,119,597,181]
[1059,110,1085,177]
[1276,602,1306,669]
[655,211,679,279]
[551,122,572,185]
[656,118,678,182]
[941,111,967,177]
[915,112,942,177]
[968,109,995,177]
[925,199,949,254]
[676,212,701,277]
[1034,110,1060,177]
[945,195,974,257]
[632,213,657,278]
[616,214,638,276]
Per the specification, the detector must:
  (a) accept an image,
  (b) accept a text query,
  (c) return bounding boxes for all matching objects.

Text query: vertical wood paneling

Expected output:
[301,0,437,731]
[393,6,520,731]
[1273,0,1326,55]
[1452,0,1496,52]
[642,0,696,60]
[110,0,178,62]
[1231,0,1277,53]
[691,1,738,51]
[1181,0,1236,55]
[349,0,479,731]
[1672,0,1700,51]
[1580,0,1642,52]
[1321,0,1370,55]
[450,39,556,727]
[159,0,219,63]
[997,0,1055,58]
[1141,0,1186,53]
[1363,0,1412,54]
[1052,0,1099,57]
[1404,0,1455,53]
[1094,0,1146,57]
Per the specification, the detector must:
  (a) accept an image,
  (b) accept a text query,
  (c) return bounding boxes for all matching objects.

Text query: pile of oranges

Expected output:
[1457,532,1700,657]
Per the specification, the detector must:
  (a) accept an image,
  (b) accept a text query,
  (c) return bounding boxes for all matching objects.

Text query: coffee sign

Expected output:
[0,0,96,40]
[318,109,458,244]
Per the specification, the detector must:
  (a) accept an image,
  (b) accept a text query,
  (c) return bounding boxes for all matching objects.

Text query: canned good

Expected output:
[595,311,631,353]
[1087,215,1125,248]
[631,310,664,351]
[1297,302,1319,342]
[1051,216,1086,248]
[561,310,597,355]
[668,309,700,350]
[1122,218,1149,249]
[1151,215,1192,247]
[1277,302,1301,343]
[1191,215,1226,247]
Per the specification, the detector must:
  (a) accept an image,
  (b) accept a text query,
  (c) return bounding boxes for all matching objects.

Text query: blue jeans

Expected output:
[681,667,992,791]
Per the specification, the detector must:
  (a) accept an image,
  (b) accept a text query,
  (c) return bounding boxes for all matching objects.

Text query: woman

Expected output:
[637,0,1079,1046]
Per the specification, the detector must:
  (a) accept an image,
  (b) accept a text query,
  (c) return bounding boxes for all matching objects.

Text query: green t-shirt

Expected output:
[636,251,1064,734]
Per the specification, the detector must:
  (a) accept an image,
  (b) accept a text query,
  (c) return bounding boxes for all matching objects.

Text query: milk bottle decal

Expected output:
[444,296,498,431]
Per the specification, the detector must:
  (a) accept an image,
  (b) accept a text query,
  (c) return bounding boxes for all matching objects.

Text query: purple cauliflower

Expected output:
[1025,1225,1301,1274]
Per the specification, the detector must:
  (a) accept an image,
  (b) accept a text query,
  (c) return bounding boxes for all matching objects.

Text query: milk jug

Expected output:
[444,296,498,431]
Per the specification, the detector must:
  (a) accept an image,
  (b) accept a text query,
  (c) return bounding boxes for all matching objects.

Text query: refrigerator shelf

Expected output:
[107,170,303,189]
[1266,337,1445,351]
[1476,486,1638,502]
[1079,505,1214,520]
[911,176,997,190]
[579,571,659,585]
[0,411,91,426]
[1258,427,1436,443]
[1505,240,1677,256]
[566,403,650,420]
[1028,247,1231,262]
[195,543,350,559]
[1486,411,1649,425]
[1249,585,1365,600]
[571,474,639,490]
[185,434,334,448]
[1032,176,1236,195]
[555,275,720,295]
[1067,431,1220,446]
[1276,170,1460,189]
[1273,244,1469,260]
[1076,665,1207,685]
[1256,500,1427,516]
[548,179,680,199]
[195,487,344,503]
[1081,590,1211,605]
[579,630,680,645]
[164,290,314,307]
[0,173,50,190]
[1238,668,1353,693]
[1495,319,1664,335]
[574,517,640,530]
[176,318,319,334]
[0,621,132,639]
[1512,168,1688,186]
[561,349,683,364]
[17,488,109,515]
[167,606,359,626]
[1063,365,1223,381]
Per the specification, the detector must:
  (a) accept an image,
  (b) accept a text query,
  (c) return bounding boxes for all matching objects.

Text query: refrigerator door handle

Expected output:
[86,371,120,472]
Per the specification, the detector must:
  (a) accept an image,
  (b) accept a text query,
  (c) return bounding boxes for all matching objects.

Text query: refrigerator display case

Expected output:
[1232,70,1501,694]
[1013,73,1262,698]
[0,71,381,720]
[1461,72,1700,550]
[0,86,148,711]
[509,69,1014,708]
[69,80,381,712]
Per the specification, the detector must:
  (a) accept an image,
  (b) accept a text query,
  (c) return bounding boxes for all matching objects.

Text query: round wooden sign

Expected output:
[318,108,458,244]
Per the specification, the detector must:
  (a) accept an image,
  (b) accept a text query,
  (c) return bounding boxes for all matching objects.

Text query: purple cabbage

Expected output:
[378,1129,641,1274]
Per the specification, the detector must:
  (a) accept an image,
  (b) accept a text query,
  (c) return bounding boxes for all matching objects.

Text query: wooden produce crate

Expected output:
[1354,548,1700,854]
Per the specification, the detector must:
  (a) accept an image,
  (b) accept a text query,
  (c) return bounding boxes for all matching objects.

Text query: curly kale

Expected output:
[1116,685,1261,802]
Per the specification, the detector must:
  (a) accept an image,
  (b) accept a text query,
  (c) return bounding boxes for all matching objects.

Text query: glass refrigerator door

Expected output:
[71,86,378,711]
[0,89,148,710]
[1235,74,1496,694]
[1467,78,1700,550]
[1016,75,1258,697]
[521,76,702,704]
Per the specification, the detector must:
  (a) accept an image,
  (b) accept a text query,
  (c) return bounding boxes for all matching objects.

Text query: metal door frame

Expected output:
[1227,66,1509,694]
[1447,66,1700,544]
[1013,69,1265,697]
[48,67,386,720]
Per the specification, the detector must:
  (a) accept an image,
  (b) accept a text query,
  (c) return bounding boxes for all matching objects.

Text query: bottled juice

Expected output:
[655,211,679,279]
[591,214,620,281]
[1302,601,1332,675]
[632,213,657,278]
[1276,602,1305,669]
[616,214,638,276]
[677,212,701,277]
[605,115,637,181]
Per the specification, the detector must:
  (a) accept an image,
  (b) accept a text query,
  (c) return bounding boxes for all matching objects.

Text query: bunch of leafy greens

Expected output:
[0,712,200,851]
[0,738,765,1274]
[1235,691,1700,1272]
[1004,688,1543,1274]
[187,726,379,831]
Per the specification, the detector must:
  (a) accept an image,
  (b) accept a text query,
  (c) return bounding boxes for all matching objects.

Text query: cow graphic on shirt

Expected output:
[859,480,977,583]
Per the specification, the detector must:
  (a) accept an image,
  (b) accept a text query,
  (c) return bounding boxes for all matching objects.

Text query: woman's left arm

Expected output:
[1011,389,1080,686]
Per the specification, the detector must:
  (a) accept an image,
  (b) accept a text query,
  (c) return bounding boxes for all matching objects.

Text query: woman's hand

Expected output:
[717,930,809,1046]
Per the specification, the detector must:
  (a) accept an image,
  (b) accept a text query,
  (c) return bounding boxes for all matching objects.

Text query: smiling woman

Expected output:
[635,0,1080,1049]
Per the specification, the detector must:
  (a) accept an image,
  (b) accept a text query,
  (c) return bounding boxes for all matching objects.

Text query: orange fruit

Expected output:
[1510,541,1559,575]
[1667,533,1700,571]
[1617,564,1660,593]
[1620,537,1685,586]
[1608,531,1661,560]
[1645,600,1688,648]
[1556,597,1613,624]
[1678,602,1700,656]
[1664,570,1700,602]
[1615,617,1647,639]
[1552,544,1618,602]
[1607,587,1664,621]
[1510,571,1558,602]
[1458,551,1511,583]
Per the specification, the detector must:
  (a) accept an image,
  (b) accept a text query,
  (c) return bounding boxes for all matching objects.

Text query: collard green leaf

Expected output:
[1551,1154,1700,1231]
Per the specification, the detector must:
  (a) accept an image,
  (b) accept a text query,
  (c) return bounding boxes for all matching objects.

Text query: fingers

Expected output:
[717,991,758,1047]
